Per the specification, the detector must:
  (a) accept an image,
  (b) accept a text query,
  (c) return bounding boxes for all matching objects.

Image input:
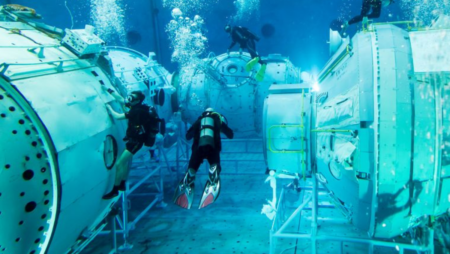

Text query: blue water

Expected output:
[0,0,412,74]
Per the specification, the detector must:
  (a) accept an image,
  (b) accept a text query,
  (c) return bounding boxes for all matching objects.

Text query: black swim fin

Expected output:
[330,19,343,31]
[330,19,348,37]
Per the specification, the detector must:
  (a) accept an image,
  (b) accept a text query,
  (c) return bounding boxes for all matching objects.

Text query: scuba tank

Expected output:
[199,110,218,148]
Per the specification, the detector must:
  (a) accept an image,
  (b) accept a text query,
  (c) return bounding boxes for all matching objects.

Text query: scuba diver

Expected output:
[331,0,394,36]
[102,88,161,199]
[173,108,234,209]
[225,25,267,82]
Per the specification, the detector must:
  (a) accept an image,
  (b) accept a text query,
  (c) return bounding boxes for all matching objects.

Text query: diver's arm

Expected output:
[185,120,199,140]
[101,85,127,112]
[101,85,125,104]
[110,92,125,105]
[228,41,236,50]
[106,104,126,120]
[221,123,234,139]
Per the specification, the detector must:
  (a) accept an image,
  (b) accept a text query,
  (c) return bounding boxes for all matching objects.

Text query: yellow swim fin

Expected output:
[245,57,260,72]
[255,64,267,82]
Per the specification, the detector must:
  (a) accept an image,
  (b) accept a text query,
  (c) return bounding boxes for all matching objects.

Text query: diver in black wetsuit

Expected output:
[225,25,260,60]
[225,25,267,82]
[331,0,394,36]
[173,108,234,209]
[102,90,161,199]
[349,0,394,25]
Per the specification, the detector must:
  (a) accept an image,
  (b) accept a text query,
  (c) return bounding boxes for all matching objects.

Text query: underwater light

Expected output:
[311,82,320,92]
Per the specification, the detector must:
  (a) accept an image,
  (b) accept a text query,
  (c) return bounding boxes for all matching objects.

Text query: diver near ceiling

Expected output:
[225,25,267,82]
[173,108,234,209]
[102,88,161,199]
[330,0,394,36]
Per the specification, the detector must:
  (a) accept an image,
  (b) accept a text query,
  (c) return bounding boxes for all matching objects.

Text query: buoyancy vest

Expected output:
[126,104,160,146]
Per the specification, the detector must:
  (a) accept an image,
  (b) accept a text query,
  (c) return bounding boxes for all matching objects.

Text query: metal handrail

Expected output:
[318,45,353,83]
[0,44,61,48]
[0,57,82,76]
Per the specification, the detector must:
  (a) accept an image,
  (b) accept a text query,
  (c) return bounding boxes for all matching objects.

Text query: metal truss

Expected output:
[270,175,435,254]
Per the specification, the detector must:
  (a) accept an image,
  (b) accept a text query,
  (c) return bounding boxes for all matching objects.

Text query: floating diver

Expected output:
[173,108,234,209]
[225,25,267,82]
[330,0,394,37]
[102,89,161,199]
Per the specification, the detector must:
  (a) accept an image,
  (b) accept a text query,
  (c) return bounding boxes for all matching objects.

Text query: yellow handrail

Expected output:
[311,129,353,133]
[268,124,305,154]
[363,19,425,32]
[300,89,306,180]
[318,45,352,83]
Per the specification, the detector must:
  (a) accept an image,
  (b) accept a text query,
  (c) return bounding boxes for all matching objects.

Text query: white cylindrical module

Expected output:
[107,47,174,123]
[177,52,300,137]
[0,8,127,254]
[314,23,450,238]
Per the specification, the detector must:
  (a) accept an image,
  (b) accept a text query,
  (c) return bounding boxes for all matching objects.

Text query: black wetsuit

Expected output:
[125,104,160,154]
[228,26,261,61]
[348,0,382,25]
[186,112,234,172]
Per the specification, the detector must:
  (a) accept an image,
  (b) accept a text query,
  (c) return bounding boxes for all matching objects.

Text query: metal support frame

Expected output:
[270,175,435,254]
[98,143,169,253]
[96,132,266,253]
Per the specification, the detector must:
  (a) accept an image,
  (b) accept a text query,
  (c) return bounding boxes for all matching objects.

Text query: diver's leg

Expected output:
[184,148,202,186]
[348,0,371,25]
[118,141,142,190]
[245,40,261,72]
[103,142,139,199]
[206,149,221,175]
[173,148,202,209]
[247,38,267,82]
[103,151,130,199]
[367,1,382,19]
[246,40,258,59]
[117,150,134,184]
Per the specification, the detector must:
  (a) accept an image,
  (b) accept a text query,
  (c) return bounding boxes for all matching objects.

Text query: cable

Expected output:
[279,246,296,254]
[10,28,42,45]
[65,0,74,29]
